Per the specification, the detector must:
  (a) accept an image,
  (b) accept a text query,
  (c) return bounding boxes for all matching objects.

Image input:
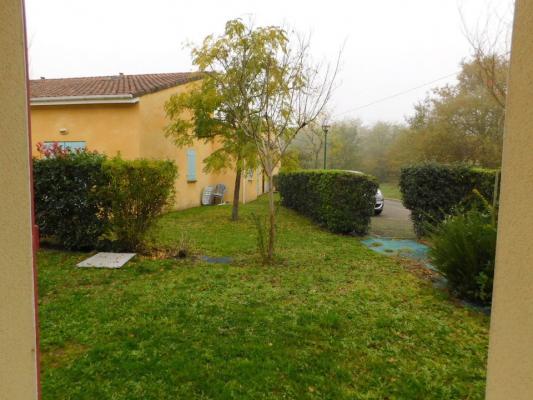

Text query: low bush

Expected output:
[430,197,497,305]
[278,170,378,234]
[33,149,109,250]
[399,163,498,236]
[102,157,177,251]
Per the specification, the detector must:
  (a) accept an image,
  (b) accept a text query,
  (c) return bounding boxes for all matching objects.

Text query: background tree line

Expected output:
[285,55,508,182]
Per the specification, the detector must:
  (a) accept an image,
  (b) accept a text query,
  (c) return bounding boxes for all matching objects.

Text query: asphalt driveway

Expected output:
[370,199,416,239]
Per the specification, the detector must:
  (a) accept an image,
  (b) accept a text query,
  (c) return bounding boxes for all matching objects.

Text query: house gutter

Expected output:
[30,94,140,106]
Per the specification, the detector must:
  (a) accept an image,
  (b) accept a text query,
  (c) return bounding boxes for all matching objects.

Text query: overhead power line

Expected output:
[333,71,461,118]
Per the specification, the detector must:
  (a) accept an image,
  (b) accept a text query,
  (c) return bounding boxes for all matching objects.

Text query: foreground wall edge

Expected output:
[486,0,533,398]
[0,0,40,399]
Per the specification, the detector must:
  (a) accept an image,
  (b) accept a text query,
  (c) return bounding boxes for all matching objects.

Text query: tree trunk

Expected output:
[266,173,276,263]
[232,166,242,221]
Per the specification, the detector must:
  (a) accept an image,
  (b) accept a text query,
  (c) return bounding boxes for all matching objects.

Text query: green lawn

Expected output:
[38,196,488,399]
[379,182,402,200]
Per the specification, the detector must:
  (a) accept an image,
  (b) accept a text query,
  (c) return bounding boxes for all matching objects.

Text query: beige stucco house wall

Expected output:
[485,1,533,398]
[0,0,40,398]
[30,77,265,210]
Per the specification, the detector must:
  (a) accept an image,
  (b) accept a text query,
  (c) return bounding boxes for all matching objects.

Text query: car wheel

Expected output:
[374,209,383,215]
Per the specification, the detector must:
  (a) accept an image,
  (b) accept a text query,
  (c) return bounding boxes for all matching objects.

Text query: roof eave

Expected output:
[30,94,140,106]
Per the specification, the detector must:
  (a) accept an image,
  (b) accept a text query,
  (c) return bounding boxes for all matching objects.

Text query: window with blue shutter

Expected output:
[187,149,197,182]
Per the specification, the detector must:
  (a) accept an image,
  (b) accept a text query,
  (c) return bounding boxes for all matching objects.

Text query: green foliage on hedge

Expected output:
[399,163,498,237]
[430,201,497,306]
[34,151,109,250]
[34,152,177,251]
[278,170,378,234]
[102,158,177,251]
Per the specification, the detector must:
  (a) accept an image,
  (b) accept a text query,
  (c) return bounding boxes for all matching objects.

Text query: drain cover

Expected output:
[77,252,136,269]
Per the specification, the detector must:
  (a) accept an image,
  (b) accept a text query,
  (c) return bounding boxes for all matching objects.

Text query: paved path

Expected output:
[370,199,416,239]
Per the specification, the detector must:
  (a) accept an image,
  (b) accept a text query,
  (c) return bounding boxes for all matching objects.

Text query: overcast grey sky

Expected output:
[26,0,513,125]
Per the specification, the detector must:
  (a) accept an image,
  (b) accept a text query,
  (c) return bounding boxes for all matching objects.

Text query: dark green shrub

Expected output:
[33,150,109,250]
[430,200,497,305]
[399,163,498,236]
[278,170,378,234]
[102,157,178,251]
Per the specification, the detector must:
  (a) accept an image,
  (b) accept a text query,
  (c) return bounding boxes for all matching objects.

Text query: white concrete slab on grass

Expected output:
[77,252,136,269]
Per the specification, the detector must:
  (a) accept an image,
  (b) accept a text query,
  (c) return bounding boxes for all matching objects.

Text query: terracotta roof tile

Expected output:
[30,72,202,98]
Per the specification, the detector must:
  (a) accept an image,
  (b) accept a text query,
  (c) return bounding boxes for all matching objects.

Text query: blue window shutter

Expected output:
[187,149,197,182]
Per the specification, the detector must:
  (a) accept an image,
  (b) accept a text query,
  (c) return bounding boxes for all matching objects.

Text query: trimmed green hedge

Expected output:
[34,151,109,250]
[278,170,378,234]
[399,163,499,237]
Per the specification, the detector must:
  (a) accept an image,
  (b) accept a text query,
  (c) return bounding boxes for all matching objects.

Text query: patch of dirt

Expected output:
[398,258,443,284]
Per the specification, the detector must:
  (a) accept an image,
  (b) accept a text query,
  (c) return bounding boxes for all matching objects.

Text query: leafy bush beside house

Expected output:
[33,150,109,250]
[399,163,498,237]
[278,170,378,234]
[101,158,177,251]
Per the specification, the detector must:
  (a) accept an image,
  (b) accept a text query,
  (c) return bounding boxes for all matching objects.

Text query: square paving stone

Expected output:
[77,252,136,269]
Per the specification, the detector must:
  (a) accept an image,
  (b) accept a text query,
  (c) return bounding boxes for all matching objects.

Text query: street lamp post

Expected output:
[322,123,330,169]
